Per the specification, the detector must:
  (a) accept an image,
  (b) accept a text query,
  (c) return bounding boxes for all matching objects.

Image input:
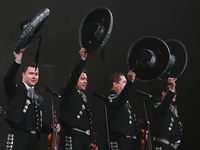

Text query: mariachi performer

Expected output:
[58,6,113,150]
[152,78,183,150]
[3,8,60,150]
[127,36,187,150]
[151,39,187,150]
[105,70,139,150]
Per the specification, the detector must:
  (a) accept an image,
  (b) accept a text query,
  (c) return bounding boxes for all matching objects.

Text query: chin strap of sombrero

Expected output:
[101,47,105,62]
[34,31,42,70]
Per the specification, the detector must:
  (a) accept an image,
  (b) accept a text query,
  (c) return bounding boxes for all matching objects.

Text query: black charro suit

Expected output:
[152,90,183,150]
[105,80,138,150]
[3,61,51,150]
[58,59,92,150]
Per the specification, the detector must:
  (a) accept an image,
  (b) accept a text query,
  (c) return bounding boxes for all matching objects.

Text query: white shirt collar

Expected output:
[22,81,34,90]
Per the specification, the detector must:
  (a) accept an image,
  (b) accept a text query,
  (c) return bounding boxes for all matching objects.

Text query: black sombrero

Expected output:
[79,6,113,55]
[14,8,50,68]
[127,36,170,82]
[15,8,50,53]
[158,39,188,80]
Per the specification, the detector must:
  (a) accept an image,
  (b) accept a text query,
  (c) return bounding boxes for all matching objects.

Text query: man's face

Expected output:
[76,72,88,91]
[162,91,177,103]
[114,75,127,93]
[22,67,39,87]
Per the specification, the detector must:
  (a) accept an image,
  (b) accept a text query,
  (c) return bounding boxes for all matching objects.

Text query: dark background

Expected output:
[0,0,199,149]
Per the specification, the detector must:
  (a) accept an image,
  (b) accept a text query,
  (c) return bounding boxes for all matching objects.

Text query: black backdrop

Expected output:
[0,0,199,149]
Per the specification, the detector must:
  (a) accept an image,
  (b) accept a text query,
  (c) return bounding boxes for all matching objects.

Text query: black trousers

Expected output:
[60,129,90,150]
[5,128,40,150]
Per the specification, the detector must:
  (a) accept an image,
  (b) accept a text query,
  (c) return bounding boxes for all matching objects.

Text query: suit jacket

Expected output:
[58,59,91,131]
[152,90,183,143]
[106,80,138,136]
[3,61,50,134]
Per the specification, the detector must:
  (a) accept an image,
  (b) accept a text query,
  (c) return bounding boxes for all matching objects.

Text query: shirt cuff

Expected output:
[169,88,175,93]
[15,59,22,64]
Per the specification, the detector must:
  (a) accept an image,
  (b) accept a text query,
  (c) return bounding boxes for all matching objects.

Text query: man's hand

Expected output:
[79,48,87,61]
[89,143,98,150]
[55,124,61,132]
[168,77,177,92]
[127,69,136,82]
[52,124,61,133]
[140,129,148,139]
[13,49,25,63]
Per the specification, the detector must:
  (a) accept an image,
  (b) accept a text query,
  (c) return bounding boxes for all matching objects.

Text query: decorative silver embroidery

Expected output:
[23,99,31,113]
[26,100,31,105]
[154,102,161,108]
[6,133,14,150]
[108,93,118,100]
[40,110,42,127]
[110,141,119,150]
[171,117,174,122]
[79,111,83,115]
[65,136,73,150]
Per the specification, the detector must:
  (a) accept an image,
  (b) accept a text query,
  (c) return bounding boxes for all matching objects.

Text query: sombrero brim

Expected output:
[14,8,50,53]
[79,6,113,55]
[158,39,188,80]
[127,36,170,82]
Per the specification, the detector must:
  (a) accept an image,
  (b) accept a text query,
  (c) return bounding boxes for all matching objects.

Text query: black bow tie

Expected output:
[27,88,40,105]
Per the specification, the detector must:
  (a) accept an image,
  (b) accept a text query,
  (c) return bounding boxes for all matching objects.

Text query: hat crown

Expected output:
[138,49,157,68]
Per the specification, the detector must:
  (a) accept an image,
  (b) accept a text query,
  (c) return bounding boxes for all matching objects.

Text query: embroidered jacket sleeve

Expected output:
[153,90,176,115]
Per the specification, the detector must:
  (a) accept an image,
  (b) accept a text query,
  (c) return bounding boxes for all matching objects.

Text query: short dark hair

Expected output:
[108,72,125,89]
[23,62,39,73]
[82,68,87,74]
